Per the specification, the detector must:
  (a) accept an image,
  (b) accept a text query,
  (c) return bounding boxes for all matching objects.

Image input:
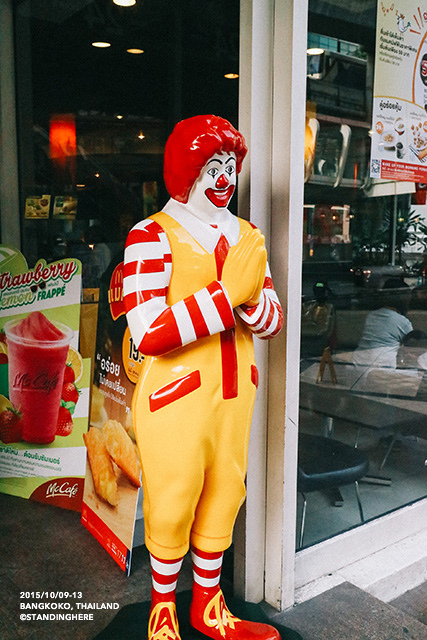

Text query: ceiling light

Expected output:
[137,131,145,140]
[92,41,111,48]
[127,48,144,54]
[224,73,239,79]
[116,115,123,119]
[113,0,136,6]
[307,47,324,55]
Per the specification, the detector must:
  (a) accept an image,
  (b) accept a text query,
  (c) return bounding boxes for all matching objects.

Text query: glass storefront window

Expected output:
[299,1,427,550]
[14,0,240,284]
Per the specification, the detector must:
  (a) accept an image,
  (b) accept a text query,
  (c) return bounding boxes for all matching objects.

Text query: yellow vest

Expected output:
[133,211,258,422]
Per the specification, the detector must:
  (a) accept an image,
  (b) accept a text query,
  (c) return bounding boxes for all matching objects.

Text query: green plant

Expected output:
[380,197,419,264]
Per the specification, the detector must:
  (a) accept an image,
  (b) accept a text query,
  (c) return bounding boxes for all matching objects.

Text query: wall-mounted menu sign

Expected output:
[370,2,427,182]
[24,195,51,219]
[53,195,78,220]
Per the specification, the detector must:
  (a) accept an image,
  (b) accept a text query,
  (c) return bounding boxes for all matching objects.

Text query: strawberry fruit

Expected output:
[56,405,73,437]
[61,382,79,405]
[63,363,75,384]
[0,407,23,443]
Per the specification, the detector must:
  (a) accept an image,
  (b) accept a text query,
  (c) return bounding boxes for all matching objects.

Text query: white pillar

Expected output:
[265,0,307,611]
[235,0,308,611]
[0,0,21,248]
[235,0,275,605]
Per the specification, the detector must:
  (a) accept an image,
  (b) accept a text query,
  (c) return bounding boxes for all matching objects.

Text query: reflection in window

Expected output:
[299,3,427,550]
[15,0,240,275]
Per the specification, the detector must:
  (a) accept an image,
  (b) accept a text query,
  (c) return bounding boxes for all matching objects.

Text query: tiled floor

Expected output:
[297,410,427,549]
[1,481,426,639]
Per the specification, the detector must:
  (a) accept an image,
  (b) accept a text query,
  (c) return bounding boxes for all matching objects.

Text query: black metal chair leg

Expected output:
[379,432,398,470]
[354,480,365,522]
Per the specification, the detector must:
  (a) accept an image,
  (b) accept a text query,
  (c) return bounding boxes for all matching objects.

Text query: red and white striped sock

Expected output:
[150,554,183,600]
[191,547,223,589]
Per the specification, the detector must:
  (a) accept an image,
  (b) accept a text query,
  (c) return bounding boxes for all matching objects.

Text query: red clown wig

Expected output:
[164,115,248,204]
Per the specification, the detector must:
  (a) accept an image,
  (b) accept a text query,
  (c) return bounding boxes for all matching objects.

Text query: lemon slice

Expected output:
[0,394,13,414]
[66,346,83,383]
[0,342,7,356]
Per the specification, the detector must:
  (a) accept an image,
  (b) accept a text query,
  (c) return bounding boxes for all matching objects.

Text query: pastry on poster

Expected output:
[103,419,141,487]
[83,420,141,508]
[83,427,118,507]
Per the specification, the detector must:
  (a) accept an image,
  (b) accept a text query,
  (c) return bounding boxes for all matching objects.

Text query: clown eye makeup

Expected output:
[187,152,237,213]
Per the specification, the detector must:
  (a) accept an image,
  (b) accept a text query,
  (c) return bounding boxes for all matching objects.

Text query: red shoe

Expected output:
[190,584,281,640]
[148,592,181,640]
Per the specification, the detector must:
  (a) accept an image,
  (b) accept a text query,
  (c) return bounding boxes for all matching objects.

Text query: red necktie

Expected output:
[214,234,238,400]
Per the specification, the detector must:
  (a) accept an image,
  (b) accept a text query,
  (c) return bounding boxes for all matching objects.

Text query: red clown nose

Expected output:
[216,174,229,189]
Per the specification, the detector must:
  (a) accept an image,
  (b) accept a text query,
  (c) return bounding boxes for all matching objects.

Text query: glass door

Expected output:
[298,0,427,553]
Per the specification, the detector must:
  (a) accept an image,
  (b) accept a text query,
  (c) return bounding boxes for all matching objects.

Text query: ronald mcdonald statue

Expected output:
[124,115,284,640]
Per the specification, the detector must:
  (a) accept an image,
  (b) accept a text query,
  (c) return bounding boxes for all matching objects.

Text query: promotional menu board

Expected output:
[0,245,90,511]
[370,2,427,181]
[81,253,144,575]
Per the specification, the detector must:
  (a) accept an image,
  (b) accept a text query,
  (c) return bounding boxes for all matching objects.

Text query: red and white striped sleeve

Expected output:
[123,218,235,356]
[235,263,283,339]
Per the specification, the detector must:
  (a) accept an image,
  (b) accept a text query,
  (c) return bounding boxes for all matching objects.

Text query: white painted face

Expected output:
[187,152,237,216]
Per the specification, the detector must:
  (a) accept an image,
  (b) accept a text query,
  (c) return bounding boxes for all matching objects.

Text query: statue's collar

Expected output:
[161,199,240,254]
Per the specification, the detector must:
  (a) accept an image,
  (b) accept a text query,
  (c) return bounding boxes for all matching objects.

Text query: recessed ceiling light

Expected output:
[116,115,124,119]
[113,0,136,6]
[224,73,239,79]
[307,47,324,55]
[92,41,111,48]
[127,48,144,54]
[137,131,145,140]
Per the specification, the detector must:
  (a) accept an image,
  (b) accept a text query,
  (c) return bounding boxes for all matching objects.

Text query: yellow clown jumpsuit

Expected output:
[131,212,259,560]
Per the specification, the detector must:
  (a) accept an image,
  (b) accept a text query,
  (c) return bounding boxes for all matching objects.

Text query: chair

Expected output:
[297,433,369,549]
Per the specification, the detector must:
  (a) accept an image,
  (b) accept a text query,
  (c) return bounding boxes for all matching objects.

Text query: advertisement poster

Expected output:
[0,245,90,511]
[53,195,78,220]
[24,195,51,219]
[81,253,143,575]
[370,1,427,181]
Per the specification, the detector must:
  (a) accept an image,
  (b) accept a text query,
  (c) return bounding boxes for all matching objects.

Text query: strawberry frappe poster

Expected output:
[0,246,91,511]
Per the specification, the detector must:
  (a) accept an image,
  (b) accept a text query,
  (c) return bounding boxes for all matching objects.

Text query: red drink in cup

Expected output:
[4,311,73,444]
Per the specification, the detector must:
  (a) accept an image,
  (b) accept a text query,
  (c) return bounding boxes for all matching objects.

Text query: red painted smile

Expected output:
[205,185,235,208]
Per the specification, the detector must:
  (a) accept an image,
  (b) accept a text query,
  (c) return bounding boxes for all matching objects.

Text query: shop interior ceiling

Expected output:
[15,0,94,22]
[13,0,378,203]
[16,0,377,127]
[16,0,240,128]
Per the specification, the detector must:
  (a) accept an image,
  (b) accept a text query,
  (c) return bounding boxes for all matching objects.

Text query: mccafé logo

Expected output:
[12,371,59,394]
[108,262,125,321]
[46,481,79,499]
